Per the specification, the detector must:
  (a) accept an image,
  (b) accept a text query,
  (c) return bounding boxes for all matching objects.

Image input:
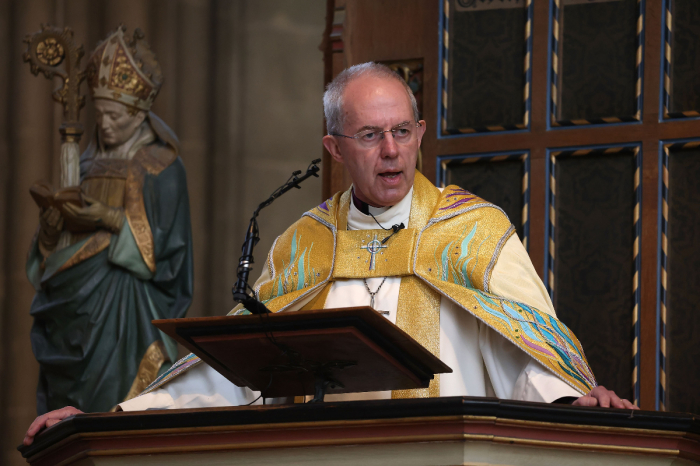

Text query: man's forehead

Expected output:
[344,75,410,105]
[343,75,413,125]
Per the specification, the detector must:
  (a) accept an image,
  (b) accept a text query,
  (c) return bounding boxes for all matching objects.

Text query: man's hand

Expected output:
[572,385,639,409]
[23,406,84,446]
[38,206,64,253]
[62,194,125,233]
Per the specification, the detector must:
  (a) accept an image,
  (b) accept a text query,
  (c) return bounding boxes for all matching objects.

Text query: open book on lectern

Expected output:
[153,306,452,402]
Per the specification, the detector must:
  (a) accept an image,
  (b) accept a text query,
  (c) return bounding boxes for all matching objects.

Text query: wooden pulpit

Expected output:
[18,308,700,465]
[18,397,700,465]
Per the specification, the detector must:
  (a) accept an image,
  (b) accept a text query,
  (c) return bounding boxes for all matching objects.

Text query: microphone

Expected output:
[232,159,321,314]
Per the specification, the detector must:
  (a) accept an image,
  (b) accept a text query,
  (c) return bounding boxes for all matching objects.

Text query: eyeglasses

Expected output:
[330,121,422,149]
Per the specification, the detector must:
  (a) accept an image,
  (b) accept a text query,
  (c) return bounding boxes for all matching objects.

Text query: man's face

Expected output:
[94,99,146,148]
[323,75,426,207]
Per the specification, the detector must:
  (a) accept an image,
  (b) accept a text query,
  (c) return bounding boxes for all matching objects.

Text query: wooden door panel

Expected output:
[660,141,700,413]
[442,0,531,133]
[547,145,640,403]
[552,0,642,125]
[664,0,700,118]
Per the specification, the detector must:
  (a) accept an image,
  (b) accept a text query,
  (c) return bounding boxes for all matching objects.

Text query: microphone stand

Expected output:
[232,158,321,314]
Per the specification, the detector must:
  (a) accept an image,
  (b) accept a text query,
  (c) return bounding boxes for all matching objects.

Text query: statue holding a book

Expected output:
[25,26,193,414]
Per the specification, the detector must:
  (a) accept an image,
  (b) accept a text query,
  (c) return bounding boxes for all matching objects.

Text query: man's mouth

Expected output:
[379,171,402,179]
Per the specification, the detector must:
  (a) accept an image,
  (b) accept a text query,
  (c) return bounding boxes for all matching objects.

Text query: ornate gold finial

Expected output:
[85,26,162,112]
[23,24,86,127]
[36,38,65,66]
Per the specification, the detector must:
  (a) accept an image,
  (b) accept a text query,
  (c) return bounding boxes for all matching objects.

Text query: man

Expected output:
[24,62,633,446]
[26,27,193,416]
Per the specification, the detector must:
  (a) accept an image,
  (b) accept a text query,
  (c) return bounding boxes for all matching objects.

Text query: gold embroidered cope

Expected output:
[145,171,597,397]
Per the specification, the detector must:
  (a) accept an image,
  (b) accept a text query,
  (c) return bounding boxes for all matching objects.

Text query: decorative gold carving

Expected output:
[36,38,64,66]
[123,340,168,403]
[23,24,86,142]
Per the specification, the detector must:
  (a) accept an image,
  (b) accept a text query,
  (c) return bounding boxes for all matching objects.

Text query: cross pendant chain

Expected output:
[364,277,388,315]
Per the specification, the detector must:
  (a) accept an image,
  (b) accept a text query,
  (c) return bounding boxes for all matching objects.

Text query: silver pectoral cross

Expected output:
[360,233,387,271]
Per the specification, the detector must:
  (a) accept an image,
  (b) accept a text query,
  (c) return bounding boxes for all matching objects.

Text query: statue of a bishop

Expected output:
[27,27,193,414]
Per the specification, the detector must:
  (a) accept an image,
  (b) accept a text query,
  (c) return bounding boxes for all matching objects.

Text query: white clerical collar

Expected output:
[347,185,413,231]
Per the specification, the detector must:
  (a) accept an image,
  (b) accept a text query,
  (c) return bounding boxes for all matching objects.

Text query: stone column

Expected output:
[176,0,212,318]
[207,0,246,315]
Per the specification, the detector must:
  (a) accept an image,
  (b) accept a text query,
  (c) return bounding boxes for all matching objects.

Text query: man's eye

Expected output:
[361,131,378,141]
[395,128,410,137]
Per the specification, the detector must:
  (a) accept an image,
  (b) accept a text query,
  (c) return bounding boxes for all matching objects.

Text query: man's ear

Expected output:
[322,135,344,164]
[416,120,427,146]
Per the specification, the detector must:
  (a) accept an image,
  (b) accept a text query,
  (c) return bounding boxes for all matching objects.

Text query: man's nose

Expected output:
[379,131,399,156]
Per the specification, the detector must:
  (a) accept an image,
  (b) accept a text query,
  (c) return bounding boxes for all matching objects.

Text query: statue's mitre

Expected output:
[86,26,162,111]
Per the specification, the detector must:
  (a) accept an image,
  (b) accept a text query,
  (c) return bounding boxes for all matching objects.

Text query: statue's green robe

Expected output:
[27,114,193,414]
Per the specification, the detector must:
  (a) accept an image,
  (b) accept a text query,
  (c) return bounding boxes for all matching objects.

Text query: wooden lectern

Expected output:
[153,306,452,401]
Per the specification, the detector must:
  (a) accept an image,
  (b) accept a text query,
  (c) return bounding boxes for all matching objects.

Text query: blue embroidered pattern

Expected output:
[434,222,489,289]
[471,291,597,390]
[268,230,318,298]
